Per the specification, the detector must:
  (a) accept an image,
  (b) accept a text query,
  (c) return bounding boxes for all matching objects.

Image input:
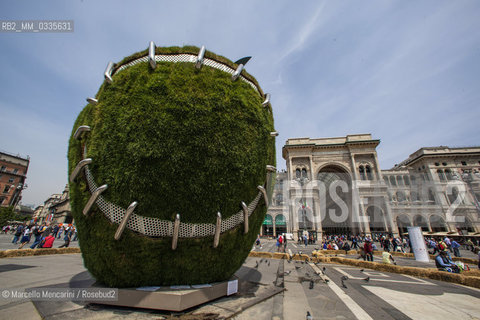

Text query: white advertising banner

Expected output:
[407,226,429,262]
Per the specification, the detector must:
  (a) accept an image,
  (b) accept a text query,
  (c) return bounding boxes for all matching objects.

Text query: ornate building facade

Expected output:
[0,150,29,208]
[264,134,480,239]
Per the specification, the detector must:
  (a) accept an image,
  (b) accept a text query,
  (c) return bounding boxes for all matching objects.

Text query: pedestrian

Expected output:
[30,223,47,249]
[342,241,351,254]
[255,234,261,249]
[352,237,358,249]
[283,234,287,253]
[364,239,373,262]
[29,224,41,249]
[304,234,308,247]
[40,234,56,248]
[52,224,59,238]
[451,240,461,257]
[435,250,459,273]
[466,238,475,252]
[12,224,24,244]
[382,250,396,265]
[71,226,78,241]
[444,236,452,253]
[58,227,72,248]
[57,225,64,239]
[18,225,31,249]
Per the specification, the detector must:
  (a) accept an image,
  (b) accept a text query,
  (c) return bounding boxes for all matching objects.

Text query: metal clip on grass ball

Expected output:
[83,184,108,216]
[70,158,92,183]
[86,98,98,105]
[74,126,91,140]
[148,41,156,70]
[104,62,114,84]
[241,202,249,234]
[172,214,180,250]
[232,56,251,81]
[262,93,271,107]
[257,185,269,207]
[213,212,222,248]
[195,45,206,69]
[114,201,138,240]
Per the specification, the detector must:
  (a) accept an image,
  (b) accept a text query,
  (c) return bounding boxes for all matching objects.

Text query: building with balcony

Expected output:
[268,134,480,239]
[34,193,62,223]
[49,185,72,224]
[0,150,30,208]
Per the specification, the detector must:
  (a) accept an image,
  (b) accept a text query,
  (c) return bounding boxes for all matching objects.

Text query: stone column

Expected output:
[312,195,323,240]
[383,197,398,237]
[373,152,382,181]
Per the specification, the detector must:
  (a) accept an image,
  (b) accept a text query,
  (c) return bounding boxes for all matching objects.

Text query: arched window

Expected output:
[397,176,404,186]
[396,215,412,234]
[404,175,410,186]
[430,215,448,232]
[448,187,460,204]
[413,215,429,232]
[410,175,416,185]
[445,169,453,180]
[296,168,301,179]
[396,191,406,202]
[301,168,308,179]
[437,169,446,181]
[359,166,366,180]
[410,191,419,202]
[389,176,397,186]
[366,165,373,180]
[275,193,283,205]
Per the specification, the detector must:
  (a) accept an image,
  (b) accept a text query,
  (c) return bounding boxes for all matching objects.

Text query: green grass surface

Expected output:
[68,46,275,287]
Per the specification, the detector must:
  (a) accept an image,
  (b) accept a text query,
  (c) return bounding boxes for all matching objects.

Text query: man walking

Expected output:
[12,224,24,244]
[364,239,374,262]
[451,239,461,257]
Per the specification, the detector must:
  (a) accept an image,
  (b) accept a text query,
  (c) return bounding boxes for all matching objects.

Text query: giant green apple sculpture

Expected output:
[68,45,275,287]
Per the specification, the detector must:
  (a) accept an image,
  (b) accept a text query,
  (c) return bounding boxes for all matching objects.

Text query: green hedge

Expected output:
[68,46,275,287]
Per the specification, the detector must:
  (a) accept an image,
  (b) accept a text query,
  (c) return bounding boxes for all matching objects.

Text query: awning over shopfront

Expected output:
[263,214,273,225]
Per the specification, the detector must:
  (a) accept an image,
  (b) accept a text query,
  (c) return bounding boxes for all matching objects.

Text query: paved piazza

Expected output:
[0,235,479,319]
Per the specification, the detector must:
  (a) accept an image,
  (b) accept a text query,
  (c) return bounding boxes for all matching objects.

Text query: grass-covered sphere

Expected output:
[68,46,275,287]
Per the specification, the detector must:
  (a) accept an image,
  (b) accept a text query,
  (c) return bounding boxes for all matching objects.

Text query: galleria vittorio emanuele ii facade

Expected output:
[263,134,480,240]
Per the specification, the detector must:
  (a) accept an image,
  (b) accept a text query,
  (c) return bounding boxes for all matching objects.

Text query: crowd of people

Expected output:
[263,232,480,271]
[3,222,77,249]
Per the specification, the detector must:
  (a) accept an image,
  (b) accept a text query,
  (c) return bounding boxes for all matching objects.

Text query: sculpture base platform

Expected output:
[89,278,239,312]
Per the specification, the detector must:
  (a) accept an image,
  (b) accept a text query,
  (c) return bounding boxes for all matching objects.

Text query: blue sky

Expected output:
[1,1,479,207]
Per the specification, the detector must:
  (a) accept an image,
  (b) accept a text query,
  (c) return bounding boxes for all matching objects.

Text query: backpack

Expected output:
[438,242,446,251]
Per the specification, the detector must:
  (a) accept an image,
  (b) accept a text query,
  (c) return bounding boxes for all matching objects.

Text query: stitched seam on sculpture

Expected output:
[81,146,264,238]
[113,54,259,93]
